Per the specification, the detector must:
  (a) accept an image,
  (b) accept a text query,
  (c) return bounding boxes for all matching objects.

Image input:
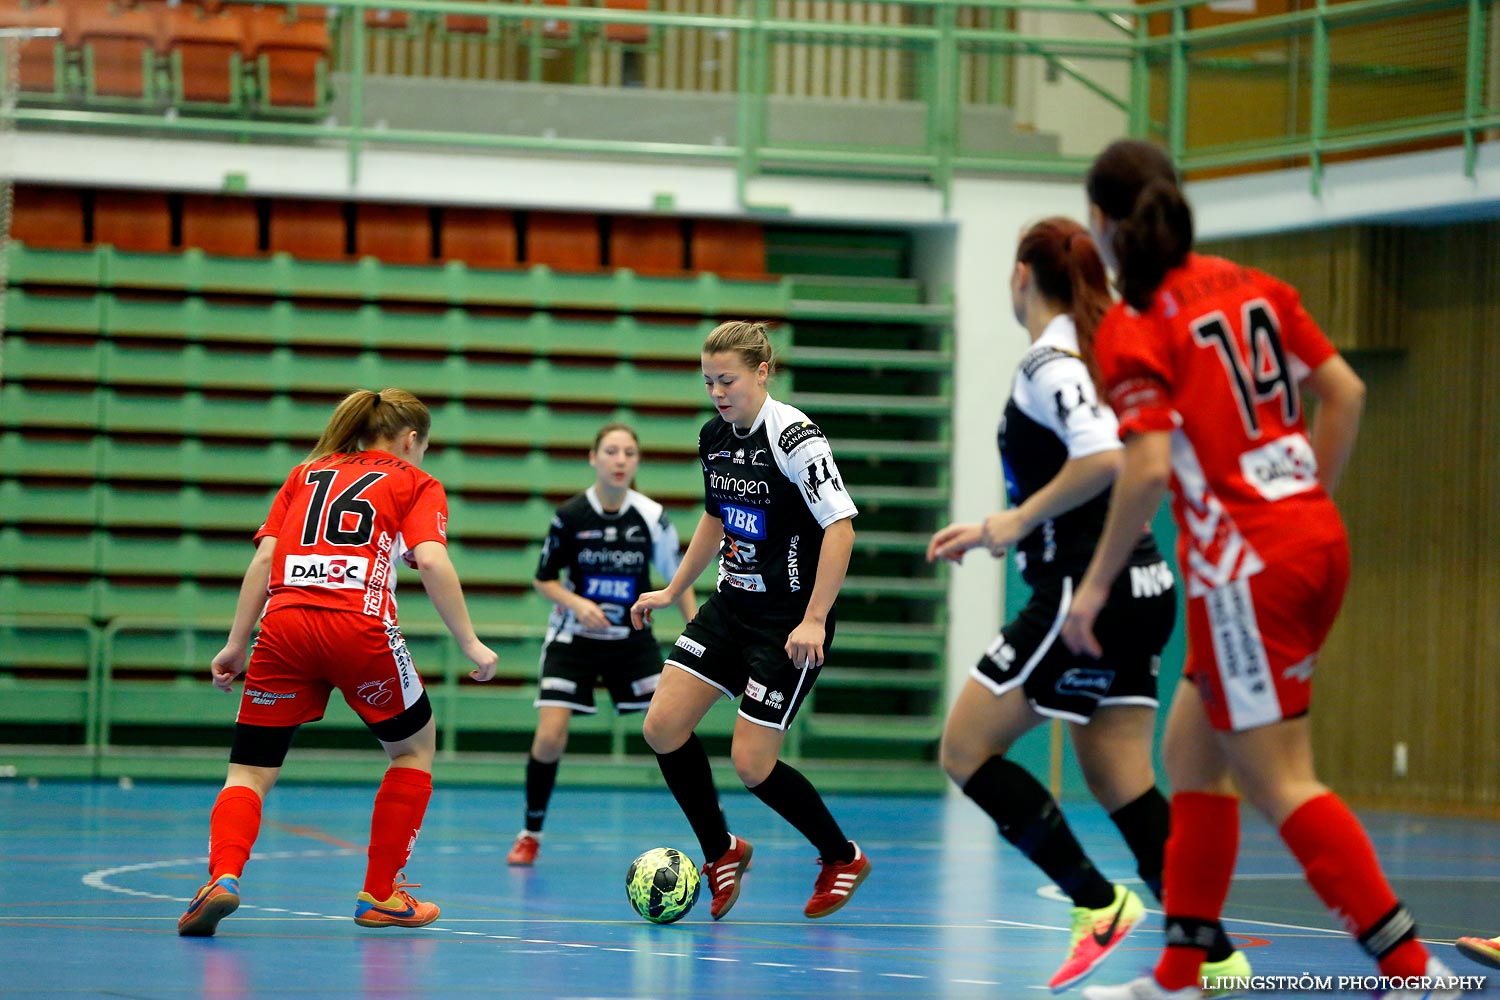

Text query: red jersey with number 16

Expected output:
[253,450,449,621]
[1094,254,1343,598]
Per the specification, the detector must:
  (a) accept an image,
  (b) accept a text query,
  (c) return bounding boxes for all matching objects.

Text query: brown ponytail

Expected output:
[306,388,431,463]
[1086,140,1194,312]
[1016,217,1112,394]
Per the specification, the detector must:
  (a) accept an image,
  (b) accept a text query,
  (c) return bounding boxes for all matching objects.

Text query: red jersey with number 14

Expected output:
[253,450,449,621]
[1094,254,1343,597]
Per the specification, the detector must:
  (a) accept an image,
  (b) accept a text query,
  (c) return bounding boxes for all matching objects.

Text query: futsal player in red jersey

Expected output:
[177,389,499,938]
[1064,141,1460,999]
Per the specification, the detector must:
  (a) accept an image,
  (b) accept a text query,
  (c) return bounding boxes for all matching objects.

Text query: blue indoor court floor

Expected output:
[3,779,1499,999]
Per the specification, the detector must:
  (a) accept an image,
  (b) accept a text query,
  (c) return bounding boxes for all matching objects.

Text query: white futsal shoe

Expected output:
[1379,958,1469,999]
[1081,976,1200,1000]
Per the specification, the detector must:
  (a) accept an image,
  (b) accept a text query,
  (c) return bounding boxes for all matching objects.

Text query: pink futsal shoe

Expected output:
[1049,884,1145,991]
[702,834,754,920]
[804,841,871,919]
[177,874,241,937]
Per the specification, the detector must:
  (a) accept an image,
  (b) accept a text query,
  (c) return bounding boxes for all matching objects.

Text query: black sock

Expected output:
[1109,787,1169,900]
[962,755,1114,910]
[524,756,559,833]
[748,761,854,863]
[655,734,730,862]
[1111,786,1235,962]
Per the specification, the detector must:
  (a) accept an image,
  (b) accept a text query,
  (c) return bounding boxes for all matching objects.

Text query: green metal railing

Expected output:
[7,0,1494,202]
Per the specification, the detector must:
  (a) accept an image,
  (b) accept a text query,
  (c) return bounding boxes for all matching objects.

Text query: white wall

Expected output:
[1010,4,1131,158]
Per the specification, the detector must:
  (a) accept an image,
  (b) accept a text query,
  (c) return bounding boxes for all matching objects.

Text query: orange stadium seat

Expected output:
[692,219,767,279]
[610,216,684,275]
[93,189,172,252]
[10,185,87,249]
[181,194,259,256]
[526,212,600,271]
[245,5,329,110]
[356,203,432,265]
[163,3,244,108]
[268,198,346,260]
[67,0,161,102]
[2,0,70,98]
[439,207,519,270]
[602,0,649,45]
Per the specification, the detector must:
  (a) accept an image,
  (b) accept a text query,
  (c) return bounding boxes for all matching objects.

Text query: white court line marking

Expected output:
[755,962,795,968]
[952,979,999,986]
[880,973,926,979]
[698,957,737,963]
[814,967,857,973]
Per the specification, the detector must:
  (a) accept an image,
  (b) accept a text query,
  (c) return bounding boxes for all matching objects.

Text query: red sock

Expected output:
[1154,792,1239,991]
[1280,793,1429,978]
[208,785,263,879]
[363,767,433,899]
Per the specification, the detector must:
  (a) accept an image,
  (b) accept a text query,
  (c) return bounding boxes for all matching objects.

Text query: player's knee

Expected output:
[531,729,568,761]
[938,730,984,787]
[641,710,685,754]
[731,747,775,788]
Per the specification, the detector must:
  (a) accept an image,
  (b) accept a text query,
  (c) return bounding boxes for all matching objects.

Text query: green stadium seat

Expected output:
[4,335,106,382]
[0,431,101,478]
[1,384,102,431]
[0,575,100,618]
[2,289,106,334]
[0,620,97,733]
[95,578,238,620]
[100,483,279,532]
[98,532,250,579]
[0,527,98,574]
[0,480,100,527]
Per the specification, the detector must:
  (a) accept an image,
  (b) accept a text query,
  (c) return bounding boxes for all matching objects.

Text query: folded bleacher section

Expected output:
[0,184,953,789]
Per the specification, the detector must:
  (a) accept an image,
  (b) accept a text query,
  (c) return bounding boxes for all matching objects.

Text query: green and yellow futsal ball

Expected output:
[625,847,700,923]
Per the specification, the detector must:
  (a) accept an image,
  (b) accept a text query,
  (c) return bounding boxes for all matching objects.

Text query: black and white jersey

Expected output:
[699,396,858,623]
[998,315,1158,584]
[535,486,683,644]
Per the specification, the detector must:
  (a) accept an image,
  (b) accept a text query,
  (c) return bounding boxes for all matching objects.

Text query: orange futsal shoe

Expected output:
[178,874,241,937]
[353,873,440,929]
[702,835,754,920]
[507,831,541,867]
[804,842,871,919]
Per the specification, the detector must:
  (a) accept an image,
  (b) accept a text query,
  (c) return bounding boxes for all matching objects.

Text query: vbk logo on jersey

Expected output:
[707,450,733,461]
[285,554,370,589]
[720,503,768,540]
[582,574,637,603]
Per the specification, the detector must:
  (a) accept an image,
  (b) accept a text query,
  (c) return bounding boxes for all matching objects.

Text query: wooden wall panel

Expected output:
[1201,222,1500,810]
